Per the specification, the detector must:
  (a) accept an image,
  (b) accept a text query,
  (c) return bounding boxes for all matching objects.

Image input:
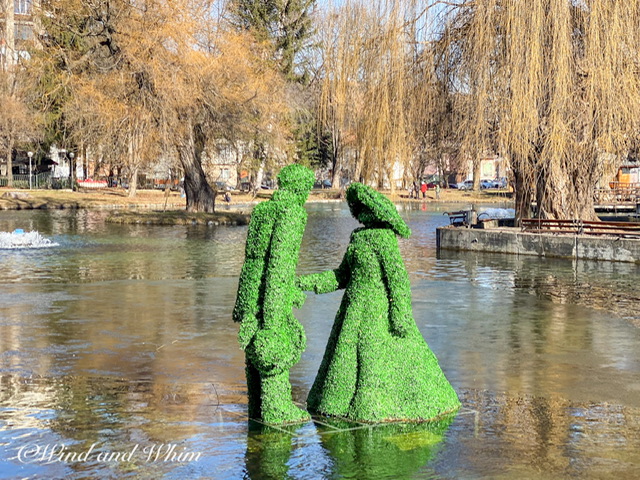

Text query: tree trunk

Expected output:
[254,160,265,194]
[331,156,342,189]
[128,166,138,198]
[177,123,216,213]
[330,127,342,188]
[127,134,139,198]
[472,158,481,191]
[353,151,363,184]
[536,170,599,221]
[512,164,532,226]
[534,150,600,221]
[6,139,13,187]
[387,164,396,195]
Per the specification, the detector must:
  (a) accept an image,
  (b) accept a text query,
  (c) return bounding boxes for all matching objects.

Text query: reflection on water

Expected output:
[244,416,454,480]
[1,204,640,478]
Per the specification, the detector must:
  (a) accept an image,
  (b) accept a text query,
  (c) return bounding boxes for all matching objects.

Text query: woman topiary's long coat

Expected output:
[300,227,460,422]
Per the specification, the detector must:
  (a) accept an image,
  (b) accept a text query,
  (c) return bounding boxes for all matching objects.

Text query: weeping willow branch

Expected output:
[442,0,640,220]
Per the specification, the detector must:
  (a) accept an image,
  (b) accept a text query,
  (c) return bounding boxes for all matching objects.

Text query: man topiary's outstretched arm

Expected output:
[298,252,350,294]
[379,232,413,337]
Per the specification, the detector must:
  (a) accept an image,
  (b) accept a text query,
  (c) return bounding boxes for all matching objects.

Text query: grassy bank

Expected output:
[0,186,512,211]
[106,210,251,226]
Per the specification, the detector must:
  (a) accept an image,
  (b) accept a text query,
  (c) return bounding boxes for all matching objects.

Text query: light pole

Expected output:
[27,151,33,189]
[68,152,75,190]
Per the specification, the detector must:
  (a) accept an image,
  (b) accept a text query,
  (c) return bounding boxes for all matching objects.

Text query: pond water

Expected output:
[1,202,639,479]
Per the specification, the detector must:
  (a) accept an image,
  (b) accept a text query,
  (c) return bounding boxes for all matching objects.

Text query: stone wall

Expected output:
[436,226,640,263]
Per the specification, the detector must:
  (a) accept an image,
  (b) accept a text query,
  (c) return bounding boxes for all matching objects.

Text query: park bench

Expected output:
[521,218,640,238]
[444,210,468,226]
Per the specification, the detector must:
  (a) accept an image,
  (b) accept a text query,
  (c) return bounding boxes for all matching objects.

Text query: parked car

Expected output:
[480,179,494,189]
[495,177,508,189]
[314,179,333,189]
[214,181,234,191]
[456,180,474,190]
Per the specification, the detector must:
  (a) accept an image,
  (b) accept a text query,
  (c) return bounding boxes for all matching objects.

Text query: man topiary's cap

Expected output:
[277,164,315,193]
[346,183,411,238]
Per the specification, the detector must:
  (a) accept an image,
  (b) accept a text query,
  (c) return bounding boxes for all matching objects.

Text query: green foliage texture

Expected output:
[298,183,460,422]
[233,164,315,424]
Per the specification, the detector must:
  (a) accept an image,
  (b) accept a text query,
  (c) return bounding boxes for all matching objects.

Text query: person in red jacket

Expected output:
[420,181,427,198]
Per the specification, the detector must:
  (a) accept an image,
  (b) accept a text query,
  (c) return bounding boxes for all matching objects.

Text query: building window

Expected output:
[15,0,31,15]
[15,24,33,41]
[221,168,230,180]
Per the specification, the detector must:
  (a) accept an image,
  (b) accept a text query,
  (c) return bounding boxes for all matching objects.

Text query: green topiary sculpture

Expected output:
[298,182,460,422]
[233,164,315,424]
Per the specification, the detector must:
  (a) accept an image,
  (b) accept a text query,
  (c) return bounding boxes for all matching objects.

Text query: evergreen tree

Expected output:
[230,0,316,81]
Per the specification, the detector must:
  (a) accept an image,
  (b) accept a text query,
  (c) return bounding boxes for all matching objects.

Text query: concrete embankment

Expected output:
[436,226,640,263]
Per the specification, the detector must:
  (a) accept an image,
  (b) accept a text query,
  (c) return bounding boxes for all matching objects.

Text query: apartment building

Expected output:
[1,0,34,69]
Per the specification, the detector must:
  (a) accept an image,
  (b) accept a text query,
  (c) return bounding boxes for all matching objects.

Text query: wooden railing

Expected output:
[522,218,640,237]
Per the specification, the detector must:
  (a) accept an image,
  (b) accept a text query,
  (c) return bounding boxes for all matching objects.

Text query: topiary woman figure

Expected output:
[298,183,460,422]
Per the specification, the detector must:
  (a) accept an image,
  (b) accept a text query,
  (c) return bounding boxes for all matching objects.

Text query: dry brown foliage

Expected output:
[28,0,290,206]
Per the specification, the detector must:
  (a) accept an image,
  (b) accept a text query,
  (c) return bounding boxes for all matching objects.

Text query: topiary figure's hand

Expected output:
[296,275,314,293]
[292,287,306,309]
[247,319,305,376]
[297,255,350,295]
[238,314,259,350]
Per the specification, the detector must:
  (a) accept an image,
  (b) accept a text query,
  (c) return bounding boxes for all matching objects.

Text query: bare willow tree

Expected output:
[318,0,437,192]
[442,0,640,221]
[405,2,467,188]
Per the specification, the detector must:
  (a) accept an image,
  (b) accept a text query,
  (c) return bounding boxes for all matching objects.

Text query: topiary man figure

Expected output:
[233,164,315,424]
[298,182,460,422]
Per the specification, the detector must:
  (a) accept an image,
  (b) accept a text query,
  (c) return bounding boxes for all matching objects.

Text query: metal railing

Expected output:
[594,186,640,204]
[0,172,54,189]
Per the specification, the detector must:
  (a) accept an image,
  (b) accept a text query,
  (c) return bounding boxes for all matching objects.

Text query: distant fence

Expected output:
[595,185,640,204]
[0,172,54,189]
[0,173,182,191]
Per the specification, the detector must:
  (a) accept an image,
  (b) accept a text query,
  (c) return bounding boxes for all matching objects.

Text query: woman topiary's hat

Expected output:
[346,183,411,238]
